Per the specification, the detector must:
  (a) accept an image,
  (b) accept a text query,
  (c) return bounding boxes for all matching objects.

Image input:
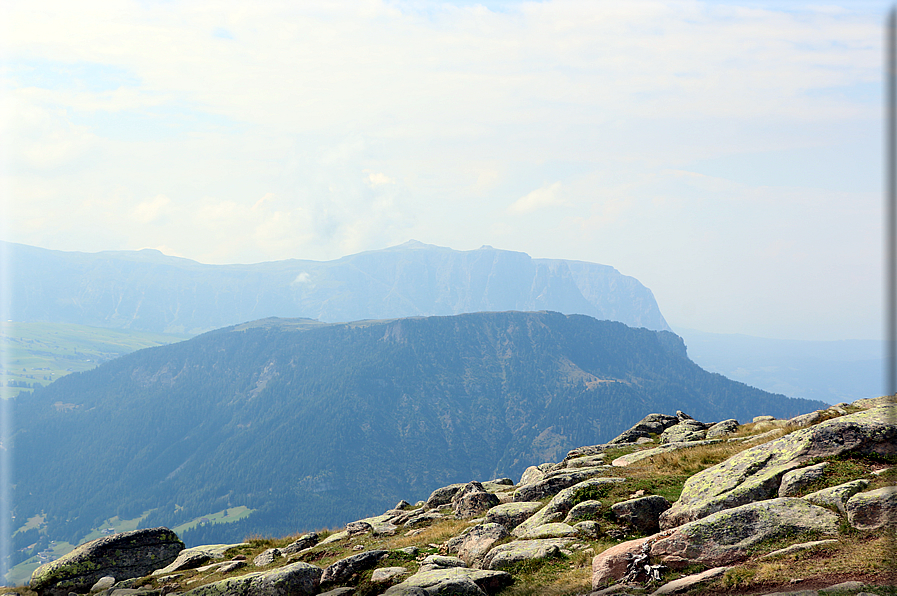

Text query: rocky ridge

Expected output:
[22,397,896,596]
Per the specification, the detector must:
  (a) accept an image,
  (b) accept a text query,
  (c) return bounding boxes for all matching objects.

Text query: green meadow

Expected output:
[1,322,191,396]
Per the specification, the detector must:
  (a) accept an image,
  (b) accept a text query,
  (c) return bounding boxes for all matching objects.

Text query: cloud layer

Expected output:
[0,0,885,340]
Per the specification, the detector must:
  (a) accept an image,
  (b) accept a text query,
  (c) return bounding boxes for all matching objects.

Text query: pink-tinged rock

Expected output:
[590,536,655,589]
[846,486,897,530]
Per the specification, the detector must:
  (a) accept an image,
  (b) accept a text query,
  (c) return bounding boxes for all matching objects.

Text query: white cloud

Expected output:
[507,182,567,214]
[132,195,172,224]
[364,171,393,187]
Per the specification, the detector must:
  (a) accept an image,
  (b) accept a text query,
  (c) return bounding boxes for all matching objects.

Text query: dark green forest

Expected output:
[12,311,824,548]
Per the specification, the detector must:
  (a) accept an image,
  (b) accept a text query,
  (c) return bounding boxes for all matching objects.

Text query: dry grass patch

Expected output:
[382,519,471,550]
[628,441,753,478]
[495,558,591,596]
[720,534,897,592]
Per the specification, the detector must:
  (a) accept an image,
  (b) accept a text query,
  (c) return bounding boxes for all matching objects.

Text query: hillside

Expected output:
[15,397,895,595]
[3,241,669,334]
[0,322,189,394]
[11,312,824,554]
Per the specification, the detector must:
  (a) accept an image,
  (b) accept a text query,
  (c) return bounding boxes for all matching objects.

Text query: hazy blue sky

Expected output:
[0,0,889,341]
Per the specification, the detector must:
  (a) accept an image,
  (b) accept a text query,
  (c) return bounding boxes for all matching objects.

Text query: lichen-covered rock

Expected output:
[419,555,466,569]
[484,501,543,531]
[320,550,388,586]
[513,468,621,502]
[564,499,603,524]
[425,483,466,509]
[803,479,869,514]
[778,463,829,497]
[452,482,501,518]
[518,463,554,486]
[281,533,318,555]
[609,413,679,444]
[483,538,571,570]
[382,567,512,595]
[371,567,408,583]
[253,548,282,567]
[480,479,514,492]
[346,521,373,537]
[181,561,322,596]
[659,420,707,444]
[518,522,577,539]
[789,410,826,428]
[611,495,671,534]
[705,419,739,438]
[31,527,184,596]
[403,511,445,528]
[565,454,606,469]
[573,520,601,538]
[449,523,509,567]
[513,477,623,537]
[660,405,897,529]
[846,486,897,530]
[652,498,839,567]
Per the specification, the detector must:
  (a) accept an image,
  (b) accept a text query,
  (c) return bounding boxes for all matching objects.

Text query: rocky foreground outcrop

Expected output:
[30,398,895,596]
[30,528,184,596]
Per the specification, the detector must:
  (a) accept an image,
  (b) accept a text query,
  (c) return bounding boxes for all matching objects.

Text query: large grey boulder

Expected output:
[660,404,897,529]
[513,468,620,502]
[517,522,577,539]
[778,463,828,497]
[253,549,282,567]
[320,550,388,586]
[611,495,671,534]
[181,561,322,596]
[609,413,679,444]
[484,501,543,531]
[803,479,869,515]
[518,463,554,486]
[382,567,512,595]
[281,533,318,555]
[659,420,707,444]
[31,527,184,596]
[564,499,603,524]
[705,419,739,439]
[452,482,500,519]
[425,484,466,509]
[482,538,572,570]
[445,523,509,567]
[651,498,839,568]
[846,486,897,530]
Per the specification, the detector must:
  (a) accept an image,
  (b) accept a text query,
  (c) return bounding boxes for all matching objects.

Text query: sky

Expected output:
[0,0,890,341]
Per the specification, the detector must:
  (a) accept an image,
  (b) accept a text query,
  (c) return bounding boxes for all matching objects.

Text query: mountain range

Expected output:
[3,241,669,334]
[12,311,825,550]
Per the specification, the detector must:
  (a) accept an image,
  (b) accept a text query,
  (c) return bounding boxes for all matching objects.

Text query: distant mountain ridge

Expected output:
[13,311,823,547]
[3,241,670,334]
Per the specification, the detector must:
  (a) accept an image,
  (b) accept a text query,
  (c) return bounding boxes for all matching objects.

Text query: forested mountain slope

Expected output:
[13,312,823,547]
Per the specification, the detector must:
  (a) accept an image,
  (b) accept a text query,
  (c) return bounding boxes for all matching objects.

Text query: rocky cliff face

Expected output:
[28,396,895,596]
[5,240,670,334]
